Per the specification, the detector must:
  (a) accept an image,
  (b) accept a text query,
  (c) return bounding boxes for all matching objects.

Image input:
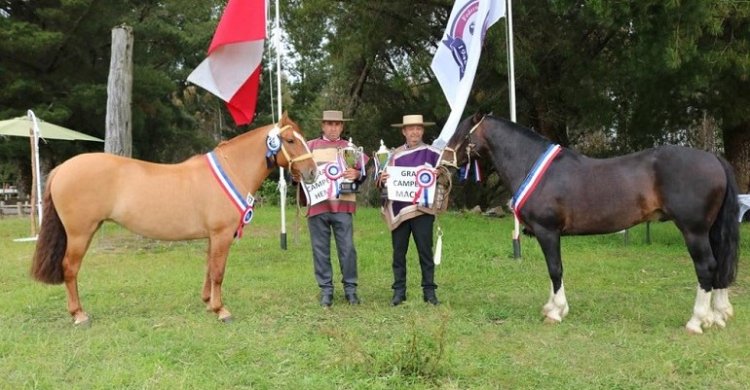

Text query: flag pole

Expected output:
[506,0,521,259]
[268,63,276,122]
[274,0,288,250]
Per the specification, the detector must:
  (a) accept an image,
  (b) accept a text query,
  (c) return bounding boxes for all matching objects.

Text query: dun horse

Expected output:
[444,114,739,334]
[31,114,317,325]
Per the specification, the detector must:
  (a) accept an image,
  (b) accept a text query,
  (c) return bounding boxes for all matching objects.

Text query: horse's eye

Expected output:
[285,138,294,144]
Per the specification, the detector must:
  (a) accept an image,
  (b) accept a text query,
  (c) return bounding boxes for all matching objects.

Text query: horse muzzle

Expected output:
[298,164,318,184]
[440,147,458,168]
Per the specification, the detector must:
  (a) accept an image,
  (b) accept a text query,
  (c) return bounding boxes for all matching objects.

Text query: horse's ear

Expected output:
[472,112,484,124]
[280,111,300,131]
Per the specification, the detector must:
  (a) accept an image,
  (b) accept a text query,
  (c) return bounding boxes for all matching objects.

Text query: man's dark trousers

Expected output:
[391,213,436,294]
[308,212,358,295]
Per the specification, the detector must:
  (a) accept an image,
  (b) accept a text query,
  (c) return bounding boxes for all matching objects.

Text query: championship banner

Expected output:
[431,0,504,147]
[386,166,437,206]
[302,164,339,206]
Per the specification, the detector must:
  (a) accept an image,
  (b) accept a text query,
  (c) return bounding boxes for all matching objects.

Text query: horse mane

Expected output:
[209,113,304,172]
[220,112,299,148]
[483,115,589,163]
[485,114,551,145]
[217,118,279,148]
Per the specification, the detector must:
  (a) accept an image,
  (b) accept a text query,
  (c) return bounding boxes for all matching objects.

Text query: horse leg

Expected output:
[685,286,713,334]
[711,288,733,328]
[205,234,234,322]
[542,281,569,323]
[535,229,568,323]
[682,232,717,334]
[202,269,211,310]
[200,265,234,315]
[62,234,96,326]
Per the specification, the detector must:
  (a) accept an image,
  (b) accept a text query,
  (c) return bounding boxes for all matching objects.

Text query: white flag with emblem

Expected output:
[431,0,505,148]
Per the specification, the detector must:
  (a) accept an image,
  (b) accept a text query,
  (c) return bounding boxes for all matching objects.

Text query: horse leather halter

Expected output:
[440,115,486,169]
[270,124,314,170]
[463,115,486,158]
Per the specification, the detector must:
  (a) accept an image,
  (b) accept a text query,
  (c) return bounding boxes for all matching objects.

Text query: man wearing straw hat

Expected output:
[299,110,368,308]
[378,114,442,306]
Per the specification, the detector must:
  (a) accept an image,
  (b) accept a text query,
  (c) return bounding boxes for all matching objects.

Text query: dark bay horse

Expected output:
[444,114,739,334]
[31,113,317,325]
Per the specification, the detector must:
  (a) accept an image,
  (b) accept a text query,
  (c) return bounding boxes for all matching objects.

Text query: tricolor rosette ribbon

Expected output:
[413,166,436,206]
[241,194,256,226]
[265,131,281,159]
[324,162,344,198]
[242,207,254,225]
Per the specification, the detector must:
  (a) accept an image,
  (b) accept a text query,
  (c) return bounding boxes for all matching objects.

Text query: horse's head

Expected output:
[442,112,488,168]
[274,113,318,184]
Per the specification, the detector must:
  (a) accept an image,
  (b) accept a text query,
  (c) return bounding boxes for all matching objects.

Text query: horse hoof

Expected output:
[714,316,726,328]
[74,317,91,327]
[543,316,561,325]
[685,322,704,335]
[219,315,233,324]
[685,326,703,335]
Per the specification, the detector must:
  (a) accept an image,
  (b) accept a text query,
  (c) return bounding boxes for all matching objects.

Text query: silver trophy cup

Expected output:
[374,139,391,175]
[374,140,391,200]
[339,138,363,193]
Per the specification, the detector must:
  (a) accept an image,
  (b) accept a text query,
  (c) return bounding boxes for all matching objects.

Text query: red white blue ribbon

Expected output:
[511,144,562,220]
[324,162,344,198]
[412,166,436,206]
[205,151,255,238]
[462,159,481,182]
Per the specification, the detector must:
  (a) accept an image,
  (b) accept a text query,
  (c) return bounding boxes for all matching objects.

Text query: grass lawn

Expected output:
[1,206,749,389]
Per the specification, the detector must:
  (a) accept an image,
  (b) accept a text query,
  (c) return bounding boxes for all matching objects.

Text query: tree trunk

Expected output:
[723,121,750,193]
[105,25,134,157]
[347,57,371,116]
[696,112,718,153]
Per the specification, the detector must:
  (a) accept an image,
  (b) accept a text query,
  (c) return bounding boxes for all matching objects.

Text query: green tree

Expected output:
[2,1,747,204]
[0,0,237,192]
[284,0,449,150]
[283,0,750,205]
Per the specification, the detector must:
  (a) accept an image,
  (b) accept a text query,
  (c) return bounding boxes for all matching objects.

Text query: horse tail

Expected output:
[31,172,67,285]
[709,157,740,289]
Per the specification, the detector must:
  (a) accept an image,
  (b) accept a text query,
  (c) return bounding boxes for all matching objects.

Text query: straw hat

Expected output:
[319,110,352,122]
[390,114,435,127]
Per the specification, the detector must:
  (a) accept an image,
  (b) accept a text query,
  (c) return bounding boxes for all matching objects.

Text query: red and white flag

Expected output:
[188,0,268,125]
[431,0,504,147]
